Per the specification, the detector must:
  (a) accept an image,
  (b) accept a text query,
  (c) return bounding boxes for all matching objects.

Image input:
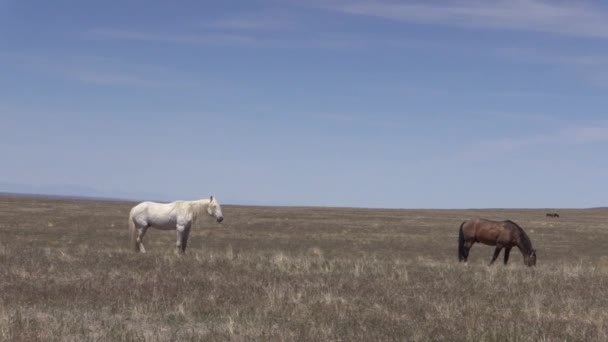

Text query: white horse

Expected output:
[128,196,224,254]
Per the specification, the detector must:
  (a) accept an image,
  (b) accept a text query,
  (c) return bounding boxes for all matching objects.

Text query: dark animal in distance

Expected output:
[546,213,560,218]
[458,218,536,266]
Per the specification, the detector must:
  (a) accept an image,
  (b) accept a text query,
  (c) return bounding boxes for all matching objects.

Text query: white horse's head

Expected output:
[207,196,224,223]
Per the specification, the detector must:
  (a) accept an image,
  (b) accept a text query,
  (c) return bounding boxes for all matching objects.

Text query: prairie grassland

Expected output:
[1,195,608,341]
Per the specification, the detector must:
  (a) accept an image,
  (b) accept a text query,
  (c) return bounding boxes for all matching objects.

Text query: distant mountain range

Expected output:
[0,182,167,202]
[0,182,262,205]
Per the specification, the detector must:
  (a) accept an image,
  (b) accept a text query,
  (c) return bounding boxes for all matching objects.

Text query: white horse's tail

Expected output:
[128,210,138,252]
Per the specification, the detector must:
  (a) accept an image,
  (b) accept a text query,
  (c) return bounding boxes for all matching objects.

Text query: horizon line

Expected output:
[0,191,604,211]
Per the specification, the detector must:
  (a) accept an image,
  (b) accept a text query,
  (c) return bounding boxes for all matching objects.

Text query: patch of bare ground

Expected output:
[1,195,608,340]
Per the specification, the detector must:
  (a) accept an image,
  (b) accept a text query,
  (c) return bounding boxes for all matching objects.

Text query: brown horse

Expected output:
[458,218,536,266]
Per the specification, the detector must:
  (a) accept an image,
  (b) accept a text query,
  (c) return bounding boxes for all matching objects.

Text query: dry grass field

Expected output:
[1,194,608,341]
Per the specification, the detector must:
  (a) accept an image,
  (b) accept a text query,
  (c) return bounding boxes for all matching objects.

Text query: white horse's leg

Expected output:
[175,224,191,254]
[176,225,185,254]
[182,225,191,253]
[137,226,148,253]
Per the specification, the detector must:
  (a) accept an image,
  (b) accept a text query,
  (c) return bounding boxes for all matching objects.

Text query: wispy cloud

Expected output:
[497,47,608,67]
[463,120,608,157]
[205,11,295,31]
[324,0,608,39]
[567,123,608,144]
[1,52,189,88]
[312,112,411,129]
[86,27,387,50]
[66,69,162,87]
[87,28,256,45]
[495,46,608,87]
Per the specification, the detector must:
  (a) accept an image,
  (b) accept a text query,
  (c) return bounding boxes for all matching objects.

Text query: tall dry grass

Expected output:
[1,195,607,341]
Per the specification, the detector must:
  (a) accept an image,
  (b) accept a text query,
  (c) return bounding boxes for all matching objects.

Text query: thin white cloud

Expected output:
[0,52,192,88]
[87,26,389,50]
[567,123,608,144]
[312,112,409,129]
[464,120,608,157]
[207,18,285,30]
[495,46,608,87]
[66,69,162,87]
[87,28,256,45]
[497,47,608,67]
[324,0,608,39]
[205,11,295,31]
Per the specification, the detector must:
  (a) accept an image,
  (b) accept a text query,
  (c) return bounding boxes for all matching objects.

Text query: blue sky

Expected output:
[1,0,607,208]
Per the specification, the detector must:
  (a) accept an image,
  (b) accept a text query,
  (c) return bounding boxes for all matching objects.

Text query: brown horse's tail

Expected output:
[458,221,466,261]
[128,210,138,252]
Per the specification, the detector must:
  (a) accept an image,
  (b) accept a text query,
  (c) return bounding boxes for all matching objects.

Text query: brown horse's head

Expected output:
[525,249,537,267]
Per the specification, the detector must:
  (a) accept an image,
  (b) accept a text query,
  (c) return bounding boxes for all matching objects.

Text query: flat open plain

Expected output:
[1,194,608,341]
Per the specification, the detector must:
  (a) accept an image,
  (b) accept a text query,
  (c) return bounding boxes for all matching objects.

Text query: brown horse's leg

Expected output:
[503,247,511,265]
[490,247,502,265]
[462,241,473,262]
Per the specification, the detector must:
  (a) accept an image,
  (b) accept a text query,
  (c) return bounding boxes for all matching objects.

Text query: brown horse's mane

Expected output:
[503,220,533,253]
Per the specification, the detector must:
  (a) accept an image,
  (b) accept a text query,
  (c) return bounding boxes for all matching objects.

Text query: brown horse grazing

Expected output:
[458,218,536,266]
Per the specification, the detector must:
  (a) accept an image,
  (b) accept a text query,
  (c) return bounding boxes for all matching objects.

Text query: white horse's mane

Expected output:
[174,198,212,223]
